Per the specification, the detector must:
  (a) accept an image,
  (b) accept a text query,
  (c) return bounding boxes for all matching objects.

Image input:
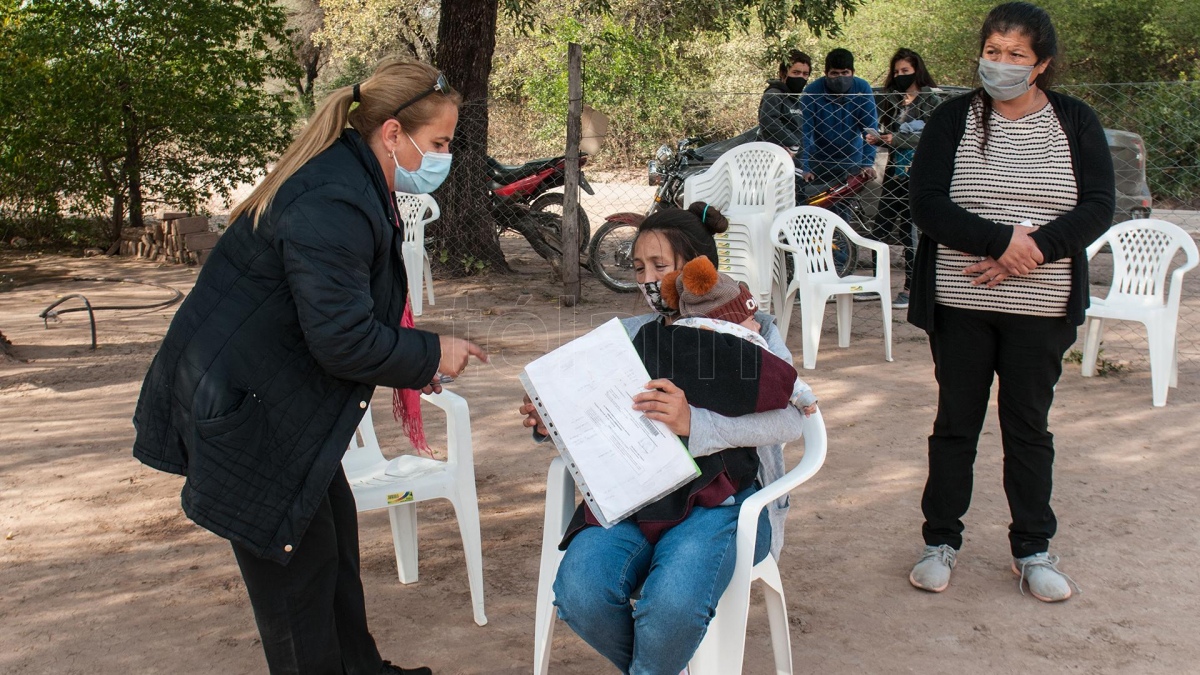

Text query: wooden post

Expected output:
[561,42,583,306]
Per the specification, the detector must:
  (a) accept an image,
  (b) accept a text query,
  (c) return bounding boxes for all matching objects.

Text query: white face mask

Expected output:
[977,57,1036,101]
[393,133,452,194]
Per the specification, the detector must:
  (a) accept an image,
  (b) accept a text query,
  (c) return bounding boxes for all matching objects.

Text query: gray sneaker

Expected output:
[893,291,910,309]
[909,544,956,592]
[1013,552,1077,602]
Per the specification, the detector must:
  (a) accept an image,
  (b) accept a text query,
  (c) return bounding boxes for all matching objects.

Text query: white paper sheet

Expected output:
[520,318,699,527]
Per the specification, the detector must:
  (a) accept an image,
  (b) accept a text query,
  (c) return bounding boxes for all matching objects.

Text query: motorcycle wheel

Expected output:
[588,220,639,292]
[529,192,591,254]
[832,228,859,278]
[827,205,869,277]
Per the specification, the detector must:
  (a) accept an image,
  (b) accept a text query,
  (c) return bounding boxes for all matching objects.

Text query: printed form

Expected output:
[521,318,699,527]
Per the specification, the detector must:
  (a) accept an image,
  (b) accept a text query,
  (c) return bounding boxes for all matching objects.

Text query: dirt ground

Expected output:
[2,239,1199,675]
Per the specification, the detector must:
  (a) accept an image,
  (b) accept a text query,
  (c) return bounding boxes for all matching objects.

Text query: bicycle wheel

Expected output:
[588,220,639,292]
[530,192,590,254]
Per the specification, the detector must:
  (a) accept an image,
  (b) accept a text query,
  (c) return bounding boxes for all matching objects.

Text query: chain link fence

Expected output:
[431,82,1200,382]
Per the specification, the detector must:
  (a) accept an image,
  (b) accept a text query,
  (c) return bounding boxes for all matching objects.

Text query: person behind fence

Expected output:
[800,48,880,187]
[757,49,812,161]
[906,1,1115,603]
[131,60,489,675]
[518,203,807,674]
[866,48,943,310]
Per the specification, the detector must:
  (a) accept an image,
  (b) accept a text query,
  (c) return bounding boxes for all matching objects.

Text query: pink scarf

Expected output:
[391,209,432,456]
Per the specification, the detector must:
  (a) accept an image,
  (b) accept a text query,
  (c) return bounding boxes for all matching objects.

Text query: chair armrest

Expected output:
[1085,235,1107,262]
[421,390,471,465]
[543,458,574,538]
[734,408,828,558]
[839,222,889,255]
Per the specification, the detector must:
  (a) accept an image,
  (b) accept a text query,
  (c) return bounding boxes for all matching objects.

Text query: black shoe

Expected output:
[381,661,432,675]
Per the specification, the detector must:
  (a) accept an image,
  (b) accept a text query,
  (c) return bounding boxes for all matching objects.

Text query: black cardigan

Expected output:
[132,130,441,564]
[906,89,1116,329]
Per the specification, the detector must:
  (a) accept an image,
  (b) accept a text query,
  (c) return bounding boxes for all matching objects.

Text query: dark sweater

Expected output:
[132,130,440,564]
[560,322,798,548]
[757,80,804,150]
[906,89,1116,329]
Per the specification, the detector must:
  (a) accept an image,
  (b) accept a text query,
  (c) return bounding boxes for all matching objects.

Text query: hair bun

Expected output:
[686,201,729,235]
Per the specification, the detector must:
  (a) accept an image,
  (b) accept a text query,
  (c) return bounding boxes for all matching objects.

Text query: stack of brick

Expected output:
[119,212,221,264]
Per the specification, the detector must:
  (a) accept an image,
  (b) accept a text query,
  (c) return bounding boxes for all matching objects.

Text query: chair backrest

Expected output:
[1087,218,1200,307]
[343,404,387,478]
[395,192,441,245]
[724,142,795,217]
[683,143,794,219]
[771,205,848,280]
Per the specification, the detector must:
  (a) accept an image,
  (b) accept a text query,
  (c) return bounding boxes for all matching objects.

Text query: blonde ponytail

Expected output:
[231,59,461,227]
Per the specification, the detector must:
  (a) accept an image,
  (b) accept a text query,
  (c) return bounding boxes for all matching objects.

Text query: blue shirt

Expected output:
[800,76,880,175]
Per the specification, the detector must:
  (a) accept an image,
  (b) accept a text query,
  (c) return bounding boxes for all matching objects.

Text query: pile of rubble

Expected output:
[117,212,220,264]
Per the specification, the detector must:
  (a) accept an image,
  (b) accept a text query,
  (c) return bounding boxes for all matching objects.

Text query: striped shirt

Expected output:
[936,102,1077,316]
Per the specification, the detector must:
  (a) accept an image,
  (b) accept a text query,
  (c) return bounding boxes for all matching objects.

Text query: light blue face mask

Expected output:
[393,133,452,194]
[977,57,1036,101]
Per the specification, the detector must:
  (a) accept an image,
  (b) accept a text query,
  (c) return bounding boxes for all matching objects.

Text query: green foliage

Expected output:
[0,0,299,238]
[313,0,437,64]
[818,0,1200,86]
[1064,81,1200,205]
[1064,348,1126,376]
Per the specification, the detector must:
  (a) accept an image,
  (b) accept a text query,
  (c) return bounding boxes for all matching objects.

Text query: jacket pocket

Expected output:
[196,390,261,440]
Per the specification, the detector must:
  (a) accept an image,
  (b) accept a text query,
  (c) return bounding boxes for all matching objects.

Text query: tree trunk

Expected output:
[124,102,144,229]
[101,161,126,242]
[110,190,126,243]
[432,0,509,275]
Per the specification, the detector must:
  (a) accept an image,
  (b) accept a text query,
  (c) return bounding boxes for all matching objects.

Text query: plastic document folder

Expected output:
[520,318,700,527]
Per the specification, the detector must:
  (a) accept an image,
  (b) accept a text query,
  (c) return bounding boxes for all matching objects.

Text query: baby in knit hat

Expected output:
[662,256,818,415]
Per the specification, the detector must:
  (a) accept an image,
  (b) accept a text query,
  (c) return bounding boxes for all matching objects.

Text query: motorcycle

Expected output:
[489,154,593,263]
[587,137,703,292]
[588,135,868,292]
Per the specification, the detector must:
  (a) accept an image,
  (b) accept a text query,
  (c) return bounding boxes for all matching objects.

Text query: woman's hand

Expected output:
[519,393,548,437]
[879,133,894,145]
[997,226,1044,276]
[438,336,488,378]
[633,379,691,436]
[963,256,1012,287]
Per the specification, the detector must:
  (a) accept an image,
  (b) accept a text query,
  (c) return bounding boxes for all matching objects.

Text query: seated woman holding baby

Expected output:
[519,202,816,675]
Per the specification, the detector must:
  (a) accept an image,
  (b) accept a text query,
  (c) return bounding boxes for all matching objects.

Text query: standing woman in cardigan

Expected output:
[905,2,1114,602]
[133,60,486,674]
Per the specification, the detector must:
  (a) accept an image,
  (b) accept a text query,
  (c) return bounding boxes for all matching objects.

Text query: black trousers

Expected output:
[921,304,1077,558]
[868,171,916,291]
[232,466,384,675]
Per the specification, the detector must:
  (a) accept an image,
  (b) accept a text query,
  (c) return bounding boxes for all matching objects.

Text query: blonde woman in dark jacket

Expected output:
[133,60,486,675]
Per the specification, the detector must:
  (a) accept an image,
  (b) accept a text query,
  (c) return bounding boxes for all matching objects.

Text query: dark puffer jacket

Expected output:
[132,129,441,564]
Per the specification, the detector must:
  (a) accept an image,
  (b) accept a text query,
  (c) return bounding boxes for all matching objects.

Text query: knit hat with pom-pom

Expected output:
[664,256,758,324]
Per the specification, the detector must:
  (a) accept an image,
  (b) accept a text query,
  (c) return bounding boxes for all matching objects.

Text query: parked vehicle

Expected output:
[588,146,868,292]
[490,154,593,262]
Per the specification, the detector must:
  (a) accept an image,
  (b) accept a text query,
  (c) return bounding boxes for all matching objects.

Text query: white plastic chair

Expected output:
[683,143,796,309]
[771,205,893,369]
[533,409,829,675]
[1082,218,1199,406]
[394,192,438,316]
[342,393,486,626]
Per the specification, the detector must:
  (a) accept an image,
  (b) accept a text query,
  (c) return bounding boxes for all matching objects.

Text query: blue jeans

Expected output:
[553,487,771,675]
